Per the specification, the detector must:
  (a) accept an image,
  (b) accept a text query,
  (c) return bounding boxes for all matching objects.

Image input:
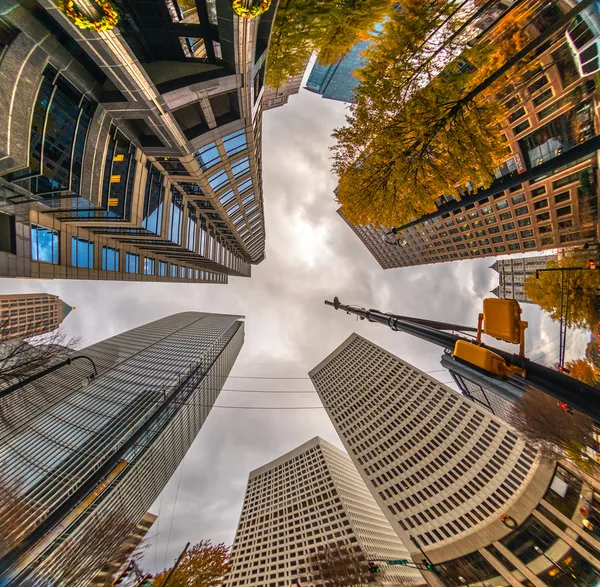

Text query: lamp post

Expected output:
[0,354,98,400]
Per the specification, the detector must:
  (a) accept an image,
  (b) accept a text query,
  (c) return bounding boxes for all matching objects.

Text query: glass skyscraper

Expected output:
[0,312,244,585]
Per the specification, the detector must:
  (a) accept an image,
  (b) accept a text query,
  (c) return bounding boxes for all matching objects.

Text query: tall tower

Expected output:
[490,255,557,303]
[225,437,423,587]
[0,312,244,585]
[0,293,74,340]
[309,334,573,586]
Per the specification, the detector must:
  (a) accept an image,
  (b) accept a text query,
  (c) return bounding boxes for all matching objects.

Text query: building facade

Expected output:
[305,23,383,104]
[490,255,558,303]
[262,73,305,110]
[340,12,600,269]
[0,0,278,284]
[309,334,600,586]
[0,292,74,339]
[0,312,244,585]
[225,437,423,587]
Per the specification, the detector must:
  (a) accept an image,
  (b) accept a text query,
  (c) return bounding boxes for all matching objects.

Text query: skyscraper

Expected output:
[262,73,306,111]
[225,437,423,587]
[308,334,600,586]
[490,255,557,302]
[0,293,74,340]
[0,0,279,284]
[340,25,599,269]
[0,312,243,585]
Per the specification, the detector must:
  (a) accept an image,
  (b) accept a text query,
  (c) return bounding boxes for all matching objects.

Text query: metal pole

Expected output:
[0,354,98,400]
[325,297,600,421]
[409,534,451,587]
[162,542,190,587]
[534,546,585,587]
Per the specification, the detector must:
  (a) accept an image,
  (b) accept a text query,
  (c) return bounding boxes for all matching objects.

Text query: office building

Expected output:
[0,312,244,585]
[0,293,74,340]
[262,73,305,110]
[225,437,423,587]
[91,511,157,586]
[0,0,279,284]
[305,22,383,104]
[310,334,600,586]
[341,23,599,269]
[490,254,557,302]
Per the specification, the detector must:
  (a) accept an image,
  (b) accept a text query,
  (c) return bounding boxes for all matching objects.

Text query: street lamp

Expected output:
[533,545,584,586]
[0,354,98,400]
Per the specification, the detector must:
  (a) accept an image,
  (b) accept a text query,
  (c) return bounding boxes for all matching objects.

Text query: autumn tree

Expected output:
[152,540,231,587]
[524,257,600,329]
[508,389,599,474]
[265,0,393,89]
[308,543,373,586]
[565,359,600,387]
[332,0,579,226]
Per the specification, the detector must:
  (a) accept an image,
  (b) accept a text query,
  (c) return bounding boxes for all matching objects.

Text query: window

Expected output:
[499,211,512,221]
[534,199,548,210]
[223,130,247,156]
[158,260,167,276]
[537,211,550,222]
[125,252,139,273]
[71,237,94,268]
[142,163,165,235]
[556,205,572,217]
[485,216,497,225]
[194,142,221,170]
[518,218,532,227]
[169,192,183,245]
[555,191,570,204]
[511,193,526,205]
[102,246,119,271]
[532,88,553,107]
[492,235,503,243]
[531,186,546,197]
[170,263,178,277]
[31,225,59,263]
[219,189,235,206]
[512,120,531,135]
[180,36,207,59]
[514,205,529,216]
[242,193,255,206]
[208,169,230,191]
[527,75,548,95]
[489,226,501,234]
[238,178,253,194]
[232,157,250,178]
[507,107,526,123]
[144,257,155,275]
[520,229,534,238]
[180,265,186,278]
[495,245,506,252]
[502,222,515,231]
[495,200,509,210]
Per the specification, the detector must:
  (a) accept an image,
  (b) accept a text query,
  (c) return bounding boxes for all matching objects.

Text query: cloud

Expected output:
[0,87,583,574]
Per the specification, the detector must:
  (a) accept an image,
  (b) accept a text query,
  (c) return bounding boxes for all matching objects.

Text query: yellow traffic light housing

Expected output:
[477,298,528,356]
[453,340,525,377]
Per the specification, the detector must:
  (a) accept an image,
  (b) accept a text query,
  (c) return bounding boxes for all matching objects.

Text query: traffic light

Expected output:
[424,562,433,570]
[368,561,381,574]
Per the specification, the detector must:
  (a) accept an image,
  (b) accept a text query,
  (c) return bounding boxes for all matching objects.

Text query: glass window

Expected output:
[508,107,526,123]
[481,206,493,215]
[180,265,186,278]
[514,205,529,216]
[142,162,165,235]
[144,257,155,275]
[125,252,139,273]
[223,129,247,156]
[158,260,167,276]
[499,211,512,221]
[246,204,258,215]
[227,203,240,216]
[194,142,221,171]
[492,235,503,243]
[534,198,548,210]
[179,36,207,59]
[508,243,520,250]
[71,237,94,268]
[511,193,526,204]
[31,225,59,263]
[219,189,235,206]
[506,232,518,241]
[555,191,570,204]
[495,245,506,252]
[556,205,572,217]
[242,193,255,206]
[518,218,532,227]
[208,169,230,191]
[102,246,119,271]
[512,120,531,135]
[231,157,250,178]
[169,191,183,245]
[537,211,551,222]
[485,216,497,225]
[520,229,534,238]
[237,178,252,194]
[496,200,509,210]
[170,263,178,277]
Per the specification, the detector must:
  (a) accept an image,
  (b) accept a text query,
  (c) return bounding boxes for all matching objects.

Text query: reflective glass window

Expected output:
[125,252,139,273]
[144,257,155,275]
[208,169,230,191]
[158,260,167,276]
[31,225,59,263]
[102,246,120,271]
[71,237,94,268]
[194,142,221,171]
[223,129,247,156]
[231,157,250,178]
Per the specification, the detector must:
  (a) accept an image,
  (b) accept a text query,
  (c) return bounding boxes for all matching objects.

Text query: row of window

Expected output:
[31,225,220,280]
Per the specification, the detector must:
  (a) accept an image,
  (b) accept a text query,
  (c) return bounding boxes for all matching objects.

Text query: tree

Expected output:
[565,359,600,387]
[0,323,79,389]
[308,542,373,586]
[524,257,600,329]
[265,0,393,89]
[508,388,598,474]
[332,0,580,226]
[152,540,231,587]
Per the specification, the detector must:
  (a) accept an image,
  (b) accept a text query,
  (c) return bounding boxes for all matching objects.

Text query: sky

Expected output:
[0,83,589,575]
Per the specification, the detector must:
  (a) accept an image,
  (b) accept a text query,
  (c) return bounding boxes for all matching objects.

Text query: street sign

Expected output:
[388,559,409,565]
